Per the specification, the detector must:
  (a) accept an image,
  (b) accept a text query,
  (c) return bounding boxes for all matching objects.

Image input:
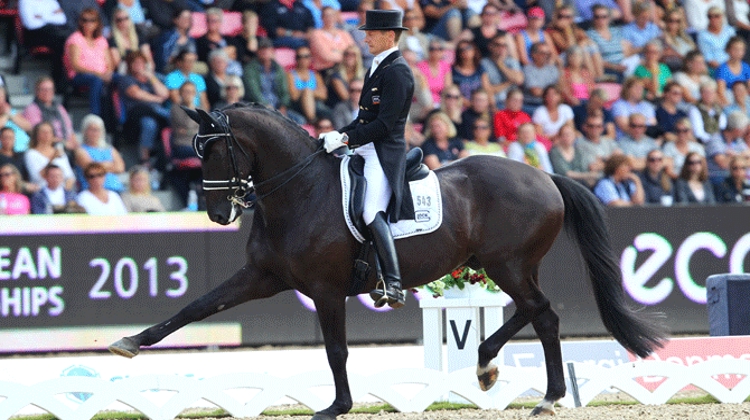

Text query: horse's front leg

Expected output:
[109,264,288,357]
[310,296,352,420]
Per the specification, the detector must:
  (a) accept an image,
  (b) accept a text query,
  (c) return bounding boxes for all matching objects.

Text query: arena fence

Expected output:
[1,358,749,419]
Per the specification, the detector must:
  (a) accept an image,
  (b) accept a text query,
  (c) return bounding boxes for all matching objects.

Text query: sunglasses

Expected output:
[647,157,663,162]
[429,46,444,51]
[667,19,681,23]
[558,14,573,19]
[687,160,702,165]
[585,123,603,128]
[676,128,691,133]
[86,173,106,179]
[116,16,130,22]
[296,54,311,59]
[630,124,647,129]
[81,18,98,23]
[594,14,609,19]
[732,166,745,170]
[709,14,722,18]
[444,94,461,100]
[0,172,14,177]
[226,85,241,89]
[474,125,490,130]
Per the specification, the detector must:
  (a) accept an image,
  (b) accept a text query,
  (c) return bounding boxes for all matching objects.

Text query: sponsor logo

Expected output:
[415,211,431,223]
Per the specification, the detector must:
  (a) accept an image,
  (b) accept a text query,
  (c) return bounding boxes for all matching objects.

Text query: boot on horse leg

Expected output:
[367,211,405,308]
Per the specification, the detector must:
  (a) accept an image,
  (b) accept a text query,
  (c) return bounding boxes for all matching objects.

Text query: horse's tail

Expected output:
[550,174,668,357]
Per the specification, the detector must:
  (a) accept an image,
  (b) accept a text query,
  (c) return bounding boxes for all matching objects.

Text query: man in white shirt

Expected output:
[18,0,71,88]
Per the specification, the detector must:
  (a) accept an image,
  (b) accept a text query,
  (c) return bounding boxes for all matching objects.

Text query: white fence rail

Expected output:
[1,359,749,420]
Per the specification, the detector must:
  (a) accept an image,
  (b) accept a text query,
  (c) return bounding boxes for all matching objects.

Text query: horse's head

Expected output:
[185,106,251,225]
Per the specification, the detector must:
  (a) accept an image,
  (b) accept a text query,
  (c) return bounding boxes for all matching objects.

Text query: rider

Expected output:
[320,10,415,309]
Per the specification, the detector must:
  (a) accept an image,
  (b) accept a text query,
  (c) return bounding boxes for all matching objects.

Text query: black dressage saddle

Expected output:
[347,147,429,236]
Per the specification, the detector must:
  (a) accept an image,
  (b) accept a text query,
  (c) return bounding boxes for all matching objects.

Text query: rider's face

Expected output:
[364,30,394,56]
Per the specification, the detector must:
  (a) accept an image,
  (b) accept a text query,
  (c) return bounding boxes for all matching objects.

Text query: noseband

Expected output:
[192,110,325,208]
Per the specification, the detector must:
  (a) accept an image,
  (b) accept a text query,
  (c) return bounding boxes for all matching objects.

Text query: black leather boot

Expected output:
[367,212,405,308]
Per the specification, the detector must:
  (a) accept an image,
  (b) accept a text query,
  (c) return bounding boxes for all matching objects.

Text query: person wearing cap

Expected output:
[319,10,415,309]
[515,7,558,67]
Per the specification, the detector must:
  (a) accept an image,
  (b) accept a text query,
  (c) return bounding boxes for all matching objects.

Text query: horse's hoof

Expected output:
[529,400,556,416]
[477,363,498,391]
[108,337,140,358]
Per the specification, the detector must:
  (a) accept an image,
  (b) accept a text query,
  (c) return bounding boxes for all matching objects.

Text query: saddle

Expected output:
[347,147,429,237]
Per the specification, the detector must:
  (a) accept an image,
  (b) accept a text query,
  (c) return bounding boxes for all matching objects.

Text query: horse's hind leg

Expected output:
[529,302,564,416]
[109,264,289,358]
[310,295,352,420]
[476,263,539,391]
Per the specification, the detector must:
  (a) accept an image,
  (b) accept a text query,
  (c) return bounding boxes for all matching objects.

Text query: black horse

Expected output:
[110,104,667,418]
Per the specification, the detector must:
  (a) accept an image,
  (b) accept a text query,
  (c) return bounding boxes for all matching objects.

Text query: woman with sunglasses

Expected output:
[63,7,114,117]
[327,45,366,109]
[586,5,638,82]
[715,155,750,202]
[109,6,155,75]
[463,116,504,157]
[288,46,330,124]
[422,111,469,169]
[446,40,490,103]
[0,164,30,215]
[547,5,603,79]
[416,39,451,105]
[76,162,128,215]
[660,9,696,71]
[696,7,736,71]
[638,149,674,205]
[674,152,716,204]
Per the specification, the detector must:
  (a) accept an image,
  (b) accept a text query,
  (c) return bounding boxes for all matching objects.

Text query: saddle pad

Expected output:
[340,155,443,243]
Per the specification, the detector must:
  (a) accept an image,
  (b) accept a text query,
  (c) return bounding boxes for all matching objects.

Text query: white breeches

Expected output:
[354,143,392,224]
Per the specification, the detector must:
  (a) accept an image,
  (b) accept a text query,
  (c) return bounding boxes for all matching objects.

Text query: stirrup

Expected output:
[369,279,406,309]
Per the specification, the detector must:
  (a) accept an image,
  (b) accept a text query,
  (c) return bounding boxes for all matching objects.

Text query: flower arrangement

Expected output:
[417,266,502,298]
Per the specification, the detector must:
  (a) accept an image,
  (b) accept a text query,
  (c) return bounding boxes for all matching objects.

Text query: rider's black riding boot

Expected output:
[367,211,406,309]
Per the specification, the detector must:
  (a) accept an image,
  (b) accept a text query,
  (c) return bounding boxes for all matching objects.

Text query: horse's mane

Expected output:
[220,102,318,148]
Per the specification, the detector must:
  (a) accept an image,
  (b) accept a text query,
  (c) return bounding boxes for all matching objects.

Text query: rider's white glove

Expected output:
[320,131,349,154]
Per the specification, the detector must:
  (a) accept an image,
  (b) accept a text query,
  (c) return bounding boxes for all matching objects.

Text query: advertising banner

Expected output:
[1,205,749,352]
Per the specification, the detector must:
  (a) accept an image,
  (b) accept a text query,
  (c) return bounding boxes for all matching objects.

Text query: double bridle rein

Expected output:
[192,110,325,208]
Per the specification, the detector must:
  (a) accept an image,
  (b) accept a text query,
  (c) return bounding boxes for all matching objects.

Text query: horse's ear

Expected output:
[181,106,200,124]
[196,108,223,129]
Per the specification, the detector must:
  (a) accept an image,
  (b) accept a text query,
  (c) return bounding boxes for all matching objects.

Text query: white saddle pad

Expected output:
[339,155,443,243]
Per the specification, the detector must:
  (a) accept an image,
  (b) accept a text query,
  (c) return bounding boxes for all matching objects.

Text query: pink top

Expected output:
[570,83,590,100]
[64,31,110,79]
[0,192,30,215]
[416,60,451,104]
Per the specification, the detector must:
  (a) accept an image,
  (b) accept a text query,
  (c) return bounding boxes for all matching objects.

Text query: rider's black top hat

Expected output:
[358,10,408,31]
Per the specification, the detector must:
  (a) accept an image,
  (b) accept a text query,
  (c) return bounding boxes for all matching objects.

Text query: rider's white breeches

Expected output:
[355,143,392,225]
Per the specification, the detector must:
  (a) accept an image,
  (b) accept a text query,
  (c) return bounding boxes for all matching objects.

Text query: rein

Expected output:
[194,110,325,207]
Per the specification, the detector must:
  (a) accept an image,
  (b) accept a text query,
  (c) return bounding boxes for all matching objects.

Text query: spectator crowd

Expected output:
[3,0,750,215]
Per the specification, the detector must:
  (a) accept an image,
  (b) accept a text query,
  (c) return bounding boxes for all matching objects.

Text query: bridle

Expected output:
[192,110,325,208]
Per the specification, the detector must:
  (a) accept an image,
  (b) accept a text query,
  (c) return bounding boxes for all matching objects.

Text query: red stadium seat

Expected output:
[499,11,527,34]
[596,82,622,109]
[162,128,202,171]
[275,47,297,70]
[190,11,244,38]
